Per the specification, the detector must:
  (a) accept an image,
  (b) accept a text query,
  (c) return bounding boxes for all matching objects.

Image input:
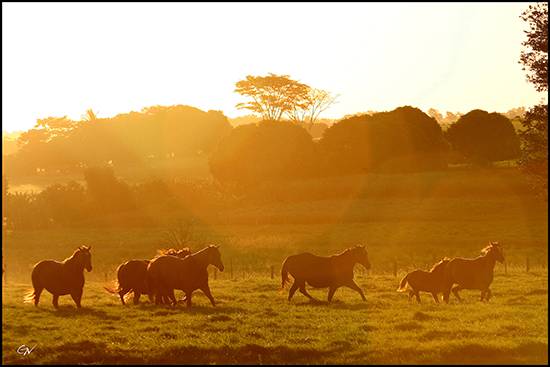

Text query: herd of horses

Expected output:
[24,242,505,308]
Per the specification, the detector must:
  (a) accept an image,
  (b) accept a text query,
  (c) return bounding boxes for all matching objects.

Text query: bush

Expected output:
[445,110,521,166]
[209,120,317,187]
[319,106,449,174]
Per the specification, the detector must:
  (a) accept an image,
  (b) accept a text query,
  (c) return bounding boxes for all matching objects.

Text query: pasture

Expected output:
[2,270,547,364]
[2,168,548,364]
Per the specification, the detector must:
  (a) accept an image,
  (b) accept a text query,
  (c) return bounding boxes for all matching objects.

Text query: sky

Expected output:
[2,2,546,132]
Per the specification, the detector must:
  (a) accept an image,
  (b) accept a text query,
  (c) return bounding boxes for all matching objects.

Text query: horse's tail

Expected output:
[281,258,290,290]
[397,273,409,292]
[104,280,122,295]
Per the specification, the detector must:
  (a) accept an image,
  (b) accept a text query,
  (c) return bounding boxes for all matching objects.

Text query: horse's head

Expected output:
[76,245,92,272]
[207,245,224,272]
[429,257,451,274]
[482,241,504,263]
[350,245,371,270]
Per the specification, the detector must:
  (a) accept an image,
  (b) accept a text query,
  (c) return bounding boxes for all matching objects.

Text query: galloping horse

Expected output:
[396,258,450,303]
[147,245,224,307]
[442,242,504,303]
[281,245,371,303]
[105,248,191,305]
[25,245,92,308]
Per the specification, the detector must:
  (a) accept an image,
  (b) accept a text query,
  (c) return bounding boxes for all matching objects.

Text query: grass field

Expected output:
[2,270,547,364]
[2,168,548,364]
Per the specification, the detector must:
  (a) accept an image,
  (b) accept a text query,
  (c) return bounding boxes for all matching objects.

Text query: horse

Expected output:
[442,242,505,303]
[281,245,371,303]
[147,245,224,308]
[24,245,92,308]
[396,258,450,303]
[105,248,191,305]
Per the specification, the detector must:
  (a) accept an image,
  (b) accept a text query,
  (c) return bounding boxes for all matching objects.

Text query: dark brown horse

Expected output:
[396,258,450,303]
[147,245,224,307]
[25,245,92,308]
[281,245,371,303]
[105,248,191,305]
[442,242,505,303]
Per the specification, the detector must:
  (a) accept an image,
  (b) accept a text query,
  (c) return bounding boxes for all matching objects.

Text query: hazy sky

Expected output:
[2,2,545,132]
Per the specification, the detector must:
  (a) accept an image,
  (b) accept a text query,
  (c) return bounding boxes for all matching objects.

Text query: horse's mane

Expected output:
[481,242,501,255]
[429,257,451,272]
[334,245,364,257]
[157,248,191,256]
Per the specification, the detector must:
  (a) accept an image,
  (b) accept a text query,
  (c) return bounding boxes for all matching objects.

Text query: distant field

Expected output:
[2,270,547,364]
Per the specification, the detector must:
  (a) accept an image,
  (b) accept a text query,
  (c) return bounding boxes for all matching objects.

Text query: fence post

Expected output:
[270,265,274,280]
[526,257,530,273]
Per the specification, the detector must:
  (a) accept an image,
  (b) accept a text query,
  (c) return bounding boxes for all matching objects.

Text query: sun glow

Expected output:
[2,2,544,132]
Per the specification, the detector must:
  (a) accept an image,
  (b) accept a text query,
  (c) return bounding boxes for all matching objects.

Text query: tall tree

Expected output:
[520,3,548,92]
[288,88,338,127]
[235,73,311,121]
[518,3,548,196]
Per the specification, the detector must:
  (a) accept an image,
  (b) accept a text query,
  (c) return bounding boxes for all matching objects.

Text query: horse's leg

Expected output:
[415,291,421,304]
[486,288,492,301]
[200,285,216,307]
[34,287,43,307]
[408,290,414,303]
[451,284,463,302]
[327,286,338,302]
[480,290,486,302]
[119,288,131,305]
[431,292,440,304]
[70,288,83,308]
[52,294,60,309]
[185,292,193,308]
[345,280,366,301]
[133,291,141,305]
[288,281,299,302]
[298,282,317,302]
[168,290,177,306]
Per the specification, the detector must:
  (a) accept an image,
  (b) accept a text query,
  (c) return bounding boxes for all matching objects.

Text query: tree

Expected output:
[235,73,311,121]
[445,110,521,166]
[519,3,548,93]
[288,88,338,127]
[209,120,317,187]
[518,3,548,196]
[320,106,449,174]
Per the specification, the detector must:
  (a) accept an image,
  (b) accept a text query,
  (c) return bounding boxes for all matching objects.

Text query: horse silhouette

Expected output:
[25,245,92,308]
[147,245,224,307]
[442,242,505,303]
[281,245,371,303]
[105,248,191,305]
[397,258,450,303]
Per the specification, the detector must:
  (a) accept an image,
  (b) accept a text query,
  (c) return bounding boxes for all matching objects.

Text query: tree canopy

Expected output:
[445,110,521,166]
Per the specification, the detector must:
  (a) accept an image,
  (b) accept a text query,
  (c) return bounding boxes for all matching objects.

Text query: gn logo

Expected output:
[17,344,36,356]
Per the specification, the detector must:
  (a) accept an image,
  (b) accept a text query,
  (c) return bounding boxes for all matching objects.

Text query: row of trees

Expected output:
[209,106,521,186]
[2,167,226,230]
[4,105,232,176]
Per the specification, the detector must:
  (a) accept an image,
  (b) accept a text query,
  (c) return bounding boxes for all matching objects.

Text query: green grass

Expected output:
[2,168,547,364]
[2,270,547,364]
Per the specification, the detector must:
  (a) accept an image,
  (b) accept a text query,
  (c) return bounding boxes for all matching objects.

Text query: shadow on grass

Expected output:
[439,341,548,364]
[4,342,332,364]
[41,306,122,321]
